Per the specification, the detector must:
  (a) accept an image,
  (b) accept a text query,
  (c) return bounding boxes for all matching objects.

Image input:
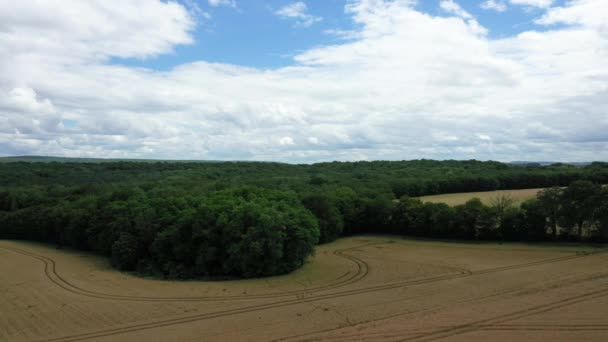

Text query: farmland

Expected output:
[419,188,543,206]
[1,160,607,341]
[1,236,607,341]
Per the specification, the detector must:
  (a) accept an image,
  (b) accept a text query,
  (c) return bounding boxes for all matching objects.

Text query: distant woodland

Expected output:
[1,159,607,279]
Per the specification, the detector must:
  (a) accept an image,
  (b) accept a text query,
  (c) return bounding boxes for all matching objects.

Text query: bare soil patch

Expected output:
[1,236,606,341]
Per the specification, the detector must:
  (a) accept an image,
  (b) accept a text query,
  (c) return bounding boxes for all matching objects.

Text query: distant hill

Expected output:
[1,156,599,166]
[0,156,225,163]
[510,161,592,167]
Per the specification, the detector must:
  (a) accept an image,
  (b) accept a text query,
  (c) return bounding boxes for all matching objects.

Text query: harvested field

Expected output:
[419,188,544,206]
[1,236,607,341]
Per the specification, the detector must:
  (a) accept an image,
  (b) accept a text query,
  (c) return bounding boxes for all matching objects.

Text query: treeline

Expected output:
[300,181,608,242]
[2,159,608,196]
[0,160,607,279]
[385,181,607,242]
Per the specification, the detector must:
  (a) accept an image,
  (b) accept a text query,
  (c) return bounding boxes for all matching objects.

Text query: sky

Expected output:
[0,0,606,163]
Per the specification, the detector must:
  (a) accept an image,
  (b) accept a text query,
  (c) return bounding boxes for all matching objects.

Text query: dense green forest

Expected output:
[1,159,607,279]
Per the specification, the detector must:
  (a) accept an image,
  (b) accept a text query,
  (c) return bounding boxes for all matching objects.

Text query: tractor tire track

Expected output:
[1,244,588,303]
[281,271,608,342]
[0,242,377,302]
[397,282,608,341]
[482,324,608,332]
[33,250,605,341]
[273,287,525,342]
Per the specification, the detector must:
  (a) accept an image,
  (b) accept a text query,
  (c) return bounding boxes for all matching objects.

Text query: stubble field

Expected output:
[418,188,544,206]
[1,236,607,341]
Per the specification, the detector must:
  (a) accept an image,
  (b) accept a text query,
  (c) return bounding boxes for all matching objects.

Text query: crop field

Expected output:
[419,188,544,206]
[1,236,607,341]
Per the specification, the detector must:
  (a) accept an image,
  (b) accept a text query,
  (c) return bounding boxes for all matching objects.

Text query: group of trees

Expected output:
[2,159,607,196]
[0,186,319,278]
[536,181,608,240]
[1,159,607,279]
[298,181,608,243]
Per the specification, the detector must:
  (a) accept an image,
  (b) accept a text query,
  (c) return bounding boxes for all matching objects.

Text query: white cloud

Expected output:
[0,1,195,63]
[439,0,487,35]
[509,0,554,8]
[182,0,212,20]
[0,0,606,162]
[536,0,608,30]
[308,137,320,144]
[279,136,295,146]
[481,0,508,12]
[275,2,322,27]
[208,0,236,8]
[440,0,473,19]
[0,87,55,115]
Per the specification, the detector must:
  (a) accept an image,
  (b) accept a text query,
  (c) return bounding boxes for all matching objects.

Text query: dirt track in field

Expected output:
[1,237,607,341]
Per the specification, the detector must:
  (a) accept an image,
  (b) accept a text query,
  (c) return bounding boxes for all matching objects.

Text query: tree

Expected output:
[453,198,484,240]
[537,187,562,239]
[390,196,423,236]
[476,205,499,240]
[111,232,139,271]
[500,207,526,241]
[328,187,360,235]
[490,195,514,220]
[489,195,515,241]
[302,193,344,243]
[521,199,547,241]
[592,188,608,242]
[424,202,455,238]
[150,187,320,279]
[357,195,394,234]
[559,181,602,240]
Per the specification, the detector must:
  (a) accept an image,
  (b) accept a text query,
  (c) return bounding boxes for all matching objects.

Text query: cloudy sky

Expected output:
[0,0,606,162]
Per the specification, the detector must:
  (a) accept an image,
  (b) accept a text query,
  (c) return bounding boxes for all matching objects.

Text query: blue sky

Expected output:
[114,1,356,69]
[114,0,567,70]
[0,0,606,162]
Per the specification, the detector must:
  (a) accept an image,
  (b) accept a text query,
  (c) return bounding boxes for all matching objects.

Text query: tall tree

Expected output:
[521,199,547,241]
[537,187,562,239]
[593,187,608,242]
[302,193,344,243]
[559,181,602,240]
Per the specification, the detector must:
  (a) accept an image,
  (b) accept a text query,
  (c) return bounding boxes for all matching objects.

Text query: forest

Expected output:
[1,159,607,279]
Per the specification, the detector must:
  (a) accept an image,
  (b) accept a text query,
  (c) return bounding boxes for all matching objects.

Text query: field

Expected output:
[1,237,607,341]
[418,188,544,206]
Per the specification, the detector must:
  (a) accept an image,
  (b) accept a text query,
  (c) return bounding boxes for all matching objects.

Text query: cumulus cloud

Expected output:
[279,136,295,146]
[0,87,55,115]
[275,2,322,27]
[0,0,195,63]
[536,0,608,30]
[481,0,508,12]
[0,0,606,162]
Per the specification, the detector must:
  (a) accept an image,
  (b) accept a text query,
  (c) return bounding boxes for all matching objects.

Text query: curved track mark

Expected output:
[0,242,380,302]
[33,250,606,341]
